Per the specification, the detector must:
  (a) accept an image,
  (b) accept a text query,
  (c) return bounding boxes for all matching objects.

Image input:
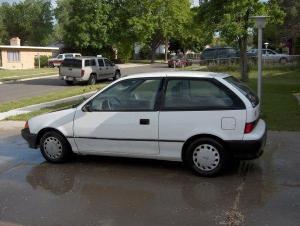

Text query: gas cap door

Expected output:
[221,117,236,130]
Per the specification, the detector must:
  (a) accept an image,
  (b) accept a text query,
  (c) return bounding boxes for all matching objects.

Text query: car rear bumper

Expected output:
[21,128,38,149]
[59,76,85,82]
[228,119,267,160]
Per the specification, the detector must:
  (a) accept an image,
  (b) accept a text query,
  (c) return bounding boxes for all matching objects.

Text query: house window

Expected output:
[7,51,20,62]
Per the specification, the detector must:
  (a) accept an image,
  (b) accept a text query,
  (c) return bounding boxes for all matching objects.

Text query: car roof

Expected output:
[203,47,235,50]
[71,56,107,60]
[124,71,230,79]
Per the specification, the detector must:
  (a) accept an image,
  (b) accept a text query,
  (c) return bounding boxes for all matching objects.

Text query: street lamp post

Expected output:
[250,16,268,102]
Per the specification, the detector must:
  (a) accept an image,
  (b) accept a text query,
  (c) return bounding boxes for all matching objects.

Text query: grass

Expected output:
[0,83,108,113]
[185,64,300,131]
[6,100,81,121]
[0,68,58,81]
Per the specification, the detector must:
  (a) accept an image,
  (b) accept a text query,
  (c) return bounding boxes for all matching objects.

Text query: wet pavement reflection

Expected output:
[0,129,299,226]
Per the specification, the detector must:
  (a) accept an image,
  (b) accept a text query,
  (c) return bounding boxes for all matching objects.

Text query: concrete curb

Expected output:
[0,91,96,120]
[0,120,26,129]
[0,74,58,84]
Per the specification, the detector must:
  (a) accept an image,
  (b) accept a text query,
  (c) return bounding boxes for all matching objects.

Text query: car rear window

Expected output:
[61,59,82,68]
[224,76,259,107]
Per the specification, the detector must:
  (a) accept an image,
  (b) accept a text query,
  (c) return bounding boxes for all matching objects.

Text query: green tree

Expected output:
[198,0,285,81]
[265,0,300,54]
[1,0,53,45]
[128,0,192,63]
[56,0,112,54]
[0,6,8,44]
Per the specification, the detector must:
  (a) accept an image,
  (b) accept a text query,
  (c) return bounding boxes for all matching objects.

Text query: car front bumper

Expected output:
[21,128,38,149]
[228,119,267,160]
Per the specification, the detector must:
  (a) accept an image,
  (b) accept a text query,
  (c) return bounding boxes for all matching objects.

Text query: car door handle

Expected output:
[140,119,150,125]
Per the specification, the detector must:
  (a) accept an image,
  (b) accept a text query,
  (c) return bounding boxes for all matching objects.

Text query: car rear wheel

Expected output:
[40,131,72,163]
[88,74,97,85]
[279,57,287,64]
[185,138,228,176]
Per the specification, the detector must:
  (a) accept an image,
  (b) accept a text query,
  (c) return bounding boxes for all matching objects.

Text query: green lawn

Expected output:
[0,68,58,81]
[0,83,108,112]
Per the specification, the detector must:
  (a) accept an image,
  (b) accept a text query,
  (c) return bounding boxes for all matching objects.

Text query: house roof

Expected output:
[0,45,59,50]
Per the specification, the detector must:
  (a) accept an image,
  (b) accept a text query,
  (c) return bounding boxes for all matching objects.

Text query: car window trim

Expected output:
[159,77,245,111]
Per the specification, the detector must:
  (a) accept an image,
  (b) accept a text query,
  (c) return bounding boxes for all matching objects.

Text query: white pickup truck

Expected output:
[48,53,81,67]
[59,56,121,85]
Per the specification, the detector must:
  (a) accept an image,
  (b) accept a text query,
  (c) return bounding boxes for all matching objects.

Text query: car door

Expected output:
[97,58,106,79]
[73,78,162,155]
[158,78,246,155]
[104,59,114,78]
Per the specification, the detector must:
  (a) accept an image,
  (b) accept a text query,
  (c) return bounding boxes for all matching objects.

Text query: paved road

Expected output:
[0,64,173,103]
[0,127,299,226]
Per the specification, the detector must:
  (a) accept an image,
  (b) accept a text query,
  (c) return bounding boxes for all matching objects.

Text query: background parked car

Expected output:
[48,53,81,67]
[201,47,238,61]
[168,56,193,68]
[247,49,291,64]
[59,56,121,85]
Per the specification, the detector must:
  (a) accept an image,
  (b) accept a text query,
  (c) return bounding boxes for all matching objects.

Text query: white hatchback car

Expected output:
[22,72,267,176]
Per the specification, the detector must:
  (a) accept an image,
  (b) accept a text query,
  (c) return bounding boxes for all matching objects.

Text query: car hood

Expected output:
[28,108,76,135]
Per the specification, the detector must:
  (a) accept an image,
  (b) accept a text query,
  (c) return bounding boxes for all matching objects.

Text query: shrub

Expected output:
[34,55,50,68]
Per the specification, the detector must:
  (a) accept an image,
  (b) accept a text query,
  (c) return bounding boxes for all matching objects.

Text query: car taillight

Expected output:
[81,69,85,77]
[24,120,29,129]
[244,121,256,134]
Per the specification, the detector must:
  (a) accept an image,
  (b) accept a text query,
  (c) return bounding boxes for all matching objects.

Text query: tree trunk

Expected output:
[238,36,249,82]
[150,33,163,64]
[164,37,168,62]
[151,47,156,64]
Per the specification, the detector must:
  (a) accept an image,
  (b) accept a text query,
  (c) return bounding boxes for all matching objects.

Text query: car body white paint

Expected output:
[27,71,266,162]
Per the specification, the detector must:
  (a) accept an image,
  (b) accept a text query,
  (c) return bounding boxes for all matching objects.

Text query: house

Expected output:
[0,37,59,69]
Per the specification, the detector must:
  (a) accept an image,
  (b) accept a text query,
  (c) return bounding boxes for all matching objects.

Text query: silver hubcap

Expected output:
[43,137,63,159]
[193,144,220,171]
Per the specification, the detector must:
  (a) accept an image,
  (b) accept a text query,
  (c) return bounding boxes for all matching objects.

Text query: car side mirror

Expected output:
[82,103,92,112]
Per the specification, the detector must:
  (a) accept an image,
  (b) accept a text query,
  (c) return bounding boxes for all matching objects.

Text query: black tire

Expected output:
[88,74,97,85]
[113,70,121,81]
[184,137,228,177]
[279,57,287,64]
[40,131,72,163]
[65,80,74,85]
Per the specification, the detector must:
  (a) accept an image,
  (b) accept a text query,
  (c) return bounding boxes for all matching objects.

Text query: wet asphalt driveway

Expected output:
[0,127,299,226]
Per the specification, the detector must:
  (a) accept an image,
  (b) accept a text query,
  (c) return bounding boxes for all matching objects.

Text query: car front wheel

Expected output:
[185,138,228,176]
[40,131,72,163]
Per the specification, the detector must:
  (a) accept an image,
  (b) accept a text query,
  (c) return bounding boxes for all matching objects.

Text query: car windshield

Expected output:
[224,76,259,107]
[57,54,63,59]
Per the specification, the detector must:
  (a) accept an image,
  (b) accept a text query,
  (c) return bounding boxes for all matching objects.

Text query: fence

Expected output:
[186,54,300,70]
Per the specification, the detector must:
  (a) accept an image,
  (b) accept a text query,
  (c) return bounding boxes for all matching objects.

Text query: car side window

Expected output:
[163,79,241,110]
[104,59,113,67]
[267,50,275,55]
[86,79,161,111]
[98,59,104,67]
[90,59,96,66]
[85,60,90,66]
